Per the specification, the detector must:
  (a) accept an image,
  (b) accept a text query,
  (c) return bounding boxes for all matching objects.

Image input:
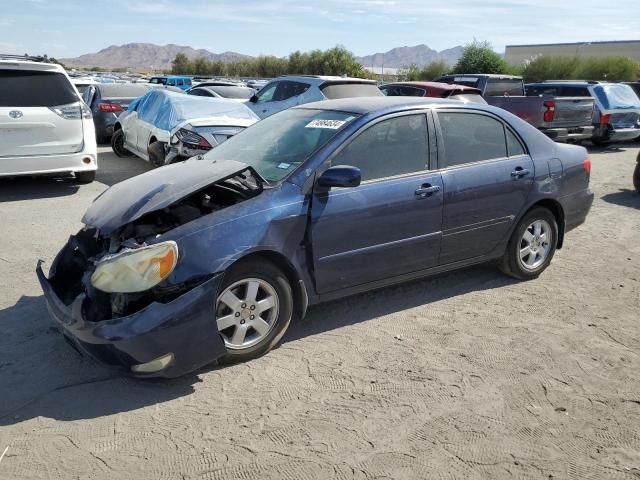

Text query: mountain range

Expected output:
[60,43,464,71]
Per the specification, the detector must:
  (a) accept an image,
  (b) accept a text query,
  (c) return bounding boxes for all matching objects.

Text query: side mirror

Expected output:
[317,165,361,189]
[249,94,258,103]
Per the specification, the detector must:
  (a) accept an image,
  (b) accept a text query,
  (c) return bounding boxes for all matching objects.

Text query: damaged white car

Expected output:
[111,89,260,166]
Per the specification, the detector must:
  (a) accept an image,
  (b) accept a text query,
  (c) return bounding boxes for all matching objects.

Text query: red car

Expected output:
[380,81,487,104]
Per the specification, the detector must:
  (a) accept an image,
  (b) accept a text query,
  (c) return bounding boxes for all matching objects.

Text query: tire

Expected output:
[74,171,96,184]
[592,137,610,146]
[499,207,558,280]
[215,259,293,364]
[633,159,640,193]
[148,141,167,168]
[111,129,132,157]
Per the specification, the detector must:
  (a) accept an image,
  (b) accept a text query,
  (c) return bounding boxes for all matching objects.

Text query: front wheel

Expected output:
[215,260,293,363]
[111,129,132,157]
[499,208,558,280]
[74,171,96,184]
[634,155,640,193]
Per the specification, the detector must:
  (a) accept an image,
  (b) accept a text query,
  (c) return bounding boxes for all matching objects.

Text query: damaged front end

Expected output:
[38,164,264,377]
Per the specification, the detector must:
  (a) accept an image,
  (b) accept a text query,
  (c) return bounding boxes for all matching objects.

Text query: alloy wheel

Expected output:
[215,278,279,350]
[518,219,552,271]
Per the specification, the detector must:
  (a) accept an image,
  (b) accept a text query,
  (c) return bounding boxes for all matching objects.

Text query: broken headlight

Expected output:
[90,241,178,293]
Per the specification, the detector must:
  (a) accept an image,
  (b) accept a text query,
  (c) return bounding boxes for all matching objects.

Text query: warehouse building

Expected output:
[505,40,640,64]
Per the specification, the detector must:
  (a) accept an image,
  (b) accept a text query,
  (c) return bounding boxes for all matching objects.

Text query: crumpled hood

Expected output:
[83,158,250,234]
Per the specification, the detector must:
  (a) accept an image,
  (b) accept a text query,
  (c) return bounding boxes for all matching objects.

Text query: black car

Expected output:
[82,83,157,143]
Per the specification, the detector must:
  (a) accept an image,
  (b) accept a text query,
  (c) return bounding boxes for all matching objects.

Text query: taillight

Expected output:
[174,128,212,149]
[543,101,555,122]
[49,101,91,120]
[600,113,611,125]
[98,103,124,113]
[584,157,591,175]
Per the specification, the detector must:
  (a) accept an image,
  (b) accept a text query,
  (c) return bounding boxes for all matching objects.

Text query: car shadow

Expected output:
[0,264,514,426]
[0,177,80,202]
[601,189,640,209]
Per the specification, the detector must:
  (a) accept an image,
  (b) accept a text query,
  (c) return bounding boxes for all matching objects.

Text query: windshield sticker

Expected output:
[454,77,479,82]
[277,162,292,169]
[305,119,346,129]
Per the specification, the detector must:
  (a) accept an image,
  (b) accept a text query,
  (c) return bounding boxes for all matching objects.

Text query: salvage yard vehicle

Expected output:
[188,85,255,102]
[247,75,383,118]
[380,81,486,104]
[526,81,640,145]
[436,74,595,143]
[148,75,193,90]
[38,96,594,378]
[111,89,259,166]
[82,83,158,143]
[0,55,97,183]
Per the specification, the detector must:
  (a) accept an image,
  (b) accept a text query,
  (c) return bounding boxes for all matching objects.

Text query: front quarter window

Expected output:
[203,108,358,182]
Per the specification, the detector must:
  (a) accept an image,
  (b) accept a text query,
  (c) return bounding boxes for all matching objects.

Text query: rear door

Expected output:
[434,110,533,264]
[0,69,84,157]
[311,112,443,293]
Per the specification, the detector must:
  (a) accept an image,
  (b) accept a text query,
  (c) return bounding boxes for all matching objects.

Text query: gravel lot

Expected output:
[0,143,639,480]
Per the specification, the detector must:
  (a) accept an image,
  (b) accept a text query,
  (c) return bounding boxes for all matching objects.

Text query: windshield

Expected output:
[593,84,640,110]
[203,108,359,182]
[485,78,524,96]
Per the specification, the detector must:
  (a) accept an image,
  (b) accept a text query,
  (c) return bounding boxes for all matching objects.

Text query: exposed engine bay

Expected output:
[49,168,263,321]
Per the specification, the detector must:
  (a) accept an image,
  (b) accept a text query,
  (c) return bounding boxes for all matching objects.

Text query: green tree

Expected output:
[403,60,450,81]
[521,55,580,83]
[171,53,192,74]
[574,56,639,82]
[452,41,508,74]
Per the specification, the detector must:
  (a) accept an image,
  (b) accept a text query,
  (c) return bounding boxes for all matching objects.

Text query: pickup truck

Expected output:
[435,74,595,143]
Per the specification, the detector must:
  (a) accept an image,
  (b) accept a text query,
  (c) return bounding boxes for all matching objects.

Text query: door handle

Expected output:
[415,184,441,198]
[511,167,530,178]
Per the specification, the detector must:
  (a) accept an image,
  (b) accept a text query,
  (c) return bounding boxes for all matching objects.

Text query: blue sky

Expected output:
[2,0,639,58]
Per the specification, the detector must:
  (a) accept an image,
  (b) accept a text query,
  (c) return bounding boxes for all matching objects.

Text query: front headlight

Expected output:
[90,241,178,293]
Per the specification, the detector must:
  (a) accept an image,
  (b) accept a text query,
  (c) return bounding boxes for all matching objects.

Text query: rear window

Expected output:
[0,70,78,107]
[485,78,524,96]
[98,84,151,99]
[321,82,383,99]
[210,86,256,99]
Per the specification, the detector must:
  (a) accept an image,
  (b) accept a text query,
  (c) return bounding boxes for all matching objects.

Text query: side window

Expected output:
[82,86,94,105]
[560,86,590,97]
[274,81,310,101]
[168,79,176,86]
[506,128,526,157]
[255,82,278,103]
[438,112,507,166]
[177,79,184,87]
[186,79,192,86]
[332,114,429,182]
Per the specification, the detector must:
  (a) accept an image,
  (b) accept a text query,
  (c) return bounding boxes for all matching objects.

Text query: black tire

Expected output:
[499,207,558,280]
[111,129,132,157]
[148,141,167,168]
[633,158,640,193]
[216,259,293,364]
[592,137,610,146]
[74,171,96,184]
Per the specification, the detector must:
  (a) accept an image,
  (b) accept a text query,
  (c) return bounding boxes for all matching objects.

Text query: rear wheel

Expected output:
[74,171,95,184]
[148,141,167,167]
[633,159,640,193]
[111,129,132,157]
[215,260,293,363]
[500,208,558,280]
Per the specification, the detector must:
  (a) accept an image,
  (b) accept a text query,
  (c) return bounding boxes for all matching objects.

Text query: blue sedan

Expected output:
[37,97,594,377]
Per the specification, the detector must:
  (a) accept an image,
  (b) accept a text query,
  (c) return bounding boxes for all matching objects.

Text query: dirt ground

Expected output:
[0,143,639,480]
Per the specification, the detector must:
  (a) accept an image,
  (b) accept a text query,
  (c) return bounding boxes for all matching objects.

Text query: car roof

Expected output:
[382,81,481,92]
[0,59,66,73]
[295,96,470,114]
[277,75,377,85]
[440,74,522,79]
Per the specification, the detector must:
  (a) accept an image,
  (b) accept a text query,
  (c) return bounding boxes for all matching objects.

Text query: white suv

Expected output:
[0,56,97,183]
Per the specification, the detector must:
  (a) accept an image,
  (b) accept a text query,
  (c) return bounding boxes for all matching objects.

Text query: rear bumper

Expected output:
[593,125,640,142]
[561,188,594,232]
[541,126,594,142]
[37,262,227,378]
[0,148,98,177]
